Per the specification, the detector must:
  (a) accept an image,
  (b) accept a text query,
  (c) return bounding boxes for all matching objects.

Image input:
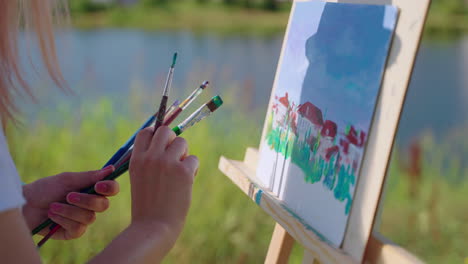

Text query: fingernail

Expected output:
[96,182,108,193]
[94,166,113,181]
[50,203,62,213]
[68,193,80,203]
[102,165,114,173]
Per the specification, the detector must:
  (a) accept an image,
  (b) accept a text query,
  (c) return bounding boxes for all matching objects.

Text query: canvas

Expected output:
[256,0,398,247]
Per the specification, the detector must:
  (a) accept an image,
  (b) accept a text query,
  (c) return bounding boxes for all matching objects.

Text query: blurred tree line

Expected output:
[70,0,468,13]
[431,0,468,15]
[69,0,283,12]
[69,0,467,34]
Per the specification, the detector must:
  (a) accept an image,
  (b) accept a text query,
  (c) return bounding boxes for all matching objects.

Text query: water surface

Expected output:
[21,30,468,147]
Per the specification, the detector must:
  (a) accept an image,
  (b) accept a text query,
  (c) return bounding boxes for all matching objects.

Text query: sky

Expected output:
[274,1,397,133]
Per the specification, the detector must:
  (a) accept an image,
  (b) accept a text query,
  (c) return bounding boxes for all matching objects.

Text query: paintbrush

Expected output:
[165,99,180,119]
[163,81,209,125]
[33,95,224,248]
[172,95,223,136]
[101,99,180,169]
[154,52,177,133]
[112,89,216,169]
[112,96,183,169]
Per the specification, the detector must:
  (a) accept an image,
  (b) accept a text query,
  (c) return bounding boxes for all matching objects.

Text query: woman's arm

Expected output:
[89,222,174,264]
[0,209,41,264]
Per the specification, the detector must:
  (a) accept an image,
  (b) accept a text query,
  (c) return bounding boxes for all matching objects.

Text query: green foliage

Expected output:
[382,141,468,263]
[432,0,467,15]
[222,0,237,6]
[425,0,468,36]
[67,0,467,36]
[71,1,289,35]
[140,0,169,7]
[69,0,112,13]
[262,0,278,11]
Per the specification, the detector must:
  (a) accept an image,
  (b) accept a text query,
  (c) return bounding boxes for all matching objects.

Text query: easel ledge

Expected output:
[219,148,423,264]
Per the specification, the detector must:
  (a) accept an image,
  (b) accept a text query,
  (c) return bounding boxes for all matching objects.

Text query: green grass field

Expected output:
[6,96,467,263]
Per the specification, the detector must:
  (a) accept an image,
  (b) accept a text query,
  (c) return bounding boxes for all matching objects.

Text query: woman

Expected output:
[0,1,199,263]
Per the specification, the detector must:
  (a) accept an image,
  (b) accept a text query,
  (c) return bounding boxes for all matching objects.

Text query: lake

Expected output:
[20,30,468,148]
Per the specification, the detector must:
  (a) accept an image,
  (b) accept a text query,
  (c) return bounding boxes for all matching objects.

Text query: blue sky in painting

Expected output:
[274,1,397,131]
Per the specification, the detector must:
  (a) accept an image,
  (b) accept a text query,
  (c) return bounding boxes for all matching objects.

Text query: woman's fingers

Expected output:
[58,166,115,193]
[133,127,154,154]
[49,203,96,225]
[166,137,188,161]
[182,155,199,177]
[94,180,120,196]
[149,126,176,154]
[47,212,87,240]
[66,192,110,212]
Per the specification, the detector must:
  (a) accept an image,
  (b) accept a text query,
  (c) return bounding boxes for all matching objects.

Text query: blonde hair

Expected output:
[0,0,68,125]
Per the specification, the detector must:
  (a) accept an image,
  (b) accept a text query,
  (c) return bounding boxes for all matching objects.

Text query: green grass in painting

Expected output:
[5,98,468,263]
[264,110,356,214]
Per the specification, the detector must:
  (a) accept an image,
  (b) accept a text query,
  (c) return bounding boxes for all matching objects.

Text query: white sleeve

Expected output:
[0,125,26,212]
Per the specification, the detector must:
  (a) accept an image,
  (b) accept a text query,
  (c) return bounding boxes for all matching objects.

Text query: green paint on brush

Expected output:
[171,52,178,68]
[173,126,182,136]
[211,95,223,108]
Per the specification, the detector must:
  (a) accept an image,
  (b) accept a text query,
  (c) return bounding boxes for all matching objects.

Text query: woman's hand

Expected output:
[129,126,199,248]
[89,127,198,263]
[22,167,120,240]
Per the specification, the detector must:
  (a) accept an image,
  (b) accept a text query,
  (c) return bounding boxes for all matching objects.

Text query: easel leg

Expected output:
[265,223,295,264]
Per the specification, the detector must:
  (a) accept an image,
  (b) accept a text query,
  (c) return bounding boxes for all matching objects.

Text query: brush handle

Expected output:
[37,225,60,249]
[31,219,54,236]
[102,115,156,168]
[163,107,182,127]
[154,96,168,132]
[82,161,130,194]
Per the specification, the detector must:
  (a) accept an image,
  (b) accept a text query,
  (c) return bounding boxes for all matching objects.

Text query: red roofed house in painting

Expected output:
[272,92,290,130]
[317,120,338,160]
[295,101,323,143]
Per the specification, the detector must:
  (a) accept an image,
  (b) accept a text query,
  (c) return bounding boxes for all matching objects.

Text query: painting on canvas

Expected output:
[256,1,398,246]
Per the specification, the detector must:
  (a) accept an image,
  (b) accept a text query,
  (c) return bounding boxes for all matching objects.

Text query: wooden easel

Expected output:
[218,0,431,263]
[220,148,424,263]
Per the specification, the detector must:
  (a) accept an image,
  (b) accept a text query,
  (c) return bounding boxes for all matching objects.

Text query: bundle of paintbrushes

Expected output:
[32,52,223,248]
